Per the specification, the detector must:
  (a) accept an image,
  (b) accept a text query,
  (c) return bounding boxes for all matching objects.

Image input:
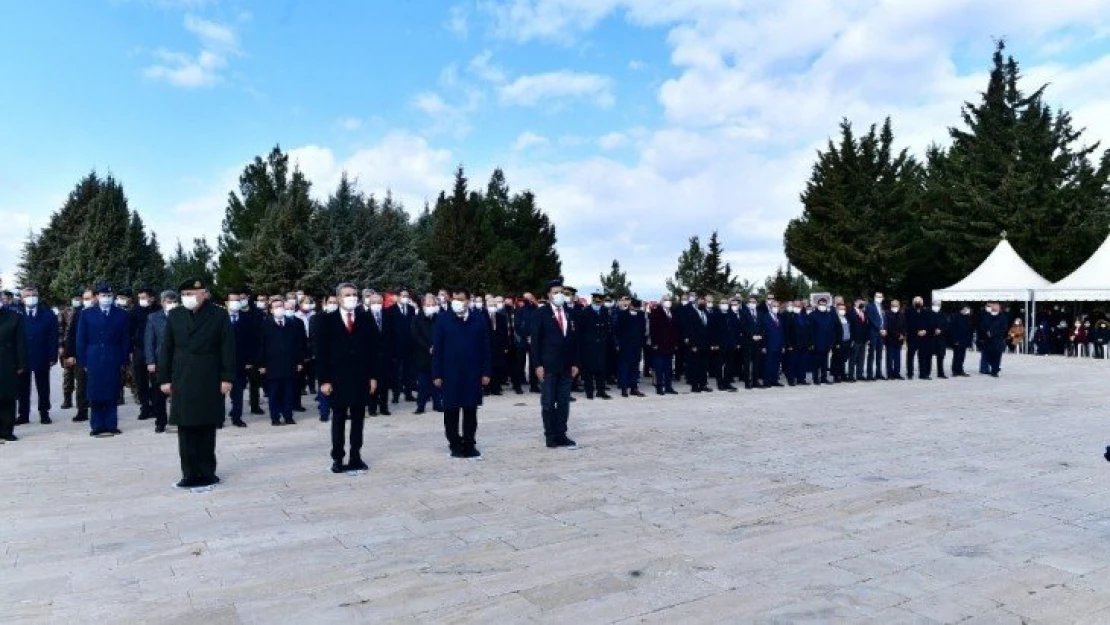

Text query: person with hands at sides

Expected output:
[0,301,28,442]
[315,283,379,474]
[256,297,305,426]
[143,290,177,433]
[530,279,581,449]
[432,288,492,459]
[157,279,235,489]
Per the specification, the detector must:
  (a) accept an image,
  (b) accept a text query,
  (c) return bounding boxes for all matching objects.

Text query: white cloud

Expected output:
[476,0,1110,295]
[445,4,469,39]
[512,131,549,151]
[499,70,615,108]
[467,50,507,83]
[335,116,363,131]
[144,14,239,88]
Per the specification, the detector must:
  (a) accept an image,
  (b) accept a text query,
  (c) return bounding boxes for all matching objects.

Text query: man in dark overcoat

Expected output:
[76,283,130,437]
[433,288,492,459]
[0,305,28,442]
[158,279,235,488]
[577,293,612,400]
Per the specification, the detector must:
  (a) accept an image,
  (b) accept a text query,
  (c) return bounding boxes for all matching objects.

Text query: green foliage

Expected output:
[50,180,134,298]
[240,168,316,294]
[218,146,290,288]
[19,172,106,301]
[785,40,1110,299]
[665,231,739,298]
[599,259,634,298]
[166,238,216,292]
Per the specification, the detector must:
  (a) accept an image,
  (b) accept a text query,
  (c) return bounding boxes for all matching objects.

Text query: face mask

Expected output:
[400,297,411,306]
[138,298,151,308]
[990,310,998,316]
[99,296,114,308]
[117,298,129,307]
[961,310,970,315]
[451,300,466,314]
[181,295,198,310]
[71,299,81,308]
[25,296,39,308]
[603,302,614,308]
[424,306,438,317]
[284,309,296,318]
[747,303,757,310]
[630,309,639,316]
[770,306,779,314]
[324,304,338,313]
[687,297,695,304]
[228,301,243,312]
[302,304,315,312]
[363,298,373,308]
[785,305,794,314]
[719,303,729,312]
[730,305,739,312]
[662,301,672,309]
[370,303,383,314]
[272,308,285,318]
[164,303,178,312]
[932,305,941,312]
[875,297,883,304]
[891,307,900,313]
[552,293,566,307]
[83,299,95,309]
[496,303,505,311]
[335,296,355,311]
[591,304,601,311]
[818,305,828,312]
[836,309,846,316]
[486,306,498,314]
[706,300,715,307]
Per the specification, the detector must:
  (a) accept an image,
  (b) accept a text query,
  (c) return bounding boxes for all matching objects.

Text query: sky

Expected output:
[2,0,1110,298]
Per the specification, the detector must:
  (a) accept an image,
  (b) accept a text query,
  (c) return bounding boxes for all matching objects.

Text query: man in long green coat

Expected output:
[158,279,235,488]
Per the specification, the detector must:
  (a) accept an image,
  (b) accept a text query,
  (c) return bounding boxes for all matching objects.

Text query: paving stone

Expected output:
[2,355,1110,620]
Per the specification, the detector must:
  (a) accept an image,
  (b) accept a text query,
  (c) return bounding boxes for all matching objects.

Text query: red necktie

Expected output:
[345,311,353,334]
[556,308,564,333]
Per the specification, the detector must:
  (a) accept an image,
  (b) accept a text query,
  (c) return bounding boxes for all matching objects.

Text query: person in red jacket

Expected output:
[648,294,681,395]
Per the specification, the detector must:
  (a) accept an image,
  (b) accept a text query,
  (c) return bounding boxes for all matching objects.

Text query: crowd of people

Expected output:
[0,279,1029,489]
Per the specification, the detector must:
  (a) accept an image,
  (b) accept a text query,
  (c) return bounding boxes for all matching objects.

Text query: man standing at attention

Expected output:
[865,291,886,380]
[158,279,235,489]
[531,279,580,449]
[0,302,27,442]
[16,286,57,425]
[76,283,130,437]
[433,288,492,459]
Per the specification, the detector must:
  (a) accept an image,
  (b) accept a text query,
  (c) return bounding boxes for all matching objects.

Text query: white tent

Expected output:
[932,237,1051,302]
[1037,233,1110,301]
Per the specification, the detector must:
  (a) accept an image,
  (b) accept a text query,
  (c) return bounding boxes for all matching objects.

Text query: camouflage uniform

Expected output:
[59,307,76,408]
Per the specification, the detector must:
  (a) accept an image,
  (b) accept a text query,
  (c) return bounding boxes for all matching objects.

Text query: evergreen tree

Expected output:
[19,172,105,301]
[240,168,317,293]
[166,238,216,290]
[303,172,367,294]
[359,191,429,291]
[701,231,739,295]
[51,182,133,298]
[428,166,485,290]
[665,236,706,298]
[503,189,561,293]
[599,259,634,298]
[217,146,290,288]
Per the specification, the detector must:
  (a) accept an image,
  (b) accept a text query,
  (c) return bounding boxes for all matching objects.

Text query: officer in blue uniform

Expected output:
[76,283,131,437]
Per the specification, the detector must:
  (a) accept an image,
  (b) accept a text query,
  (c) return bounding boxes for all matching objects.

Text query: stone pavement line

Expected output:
[2,355,1110,623]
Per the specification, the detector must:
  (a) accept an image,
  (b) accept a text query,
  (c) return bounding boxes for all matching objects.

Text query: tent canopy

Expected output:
[932,238,1050,302]
[1037,233,1110,302]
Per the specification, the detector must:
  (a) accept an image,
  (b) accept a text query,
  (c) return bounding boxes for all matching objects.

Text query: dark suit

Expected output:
[129,305,157,419]
[316,307,380,462]
[530,304,579,444]
[865,302,886,378]
[808,310,836,383]
[388,304,417,400]
[412,310,441,411]
[949,312,972,375]
[932,310,950,377]
[831,313,853,381]
[484,309,511,394]
[848,308,869,381]
[367,307,394,413]
[906,307,936,378]
[433,310,492,451]
[227,310,256,421]
[787,311,810,384]
[257,316,305,423]
[0,308,28,438]
[18,305,58,421]
[979,312,1008,375]
[613,308,646,391]
[144,309,171,427]
[884,310,907,377]
[761,311,785,385]
[739,307,763,388]
[682,306,712,390]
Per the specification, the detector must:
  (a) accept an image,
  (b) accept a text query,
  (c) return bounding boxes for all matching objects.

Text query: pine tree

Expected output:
[428,166,485,290]
[51,182,133,298]
[19,172,105,301]
[665,236,706,298]
[166,238,216,290]
[240,168,317,293]
[217,146,290,288]
[701,231,739,296]
[599,259,634,298]
[359,191,429,291]
[504,189,561,293]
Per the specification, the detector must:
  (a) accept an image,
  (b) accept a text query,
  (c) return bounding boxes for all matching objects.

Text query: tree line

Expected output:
[784,41,1110,299]
[18,150,563,302]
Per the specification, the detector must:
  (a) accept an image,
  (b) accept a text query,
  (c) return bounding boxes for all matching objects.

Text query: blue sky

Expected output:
[2,0,1109,297]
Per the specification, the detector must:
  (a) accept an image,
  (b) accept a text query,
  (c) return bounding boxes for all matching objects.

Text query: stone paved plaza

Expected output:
[2,354,1110,623]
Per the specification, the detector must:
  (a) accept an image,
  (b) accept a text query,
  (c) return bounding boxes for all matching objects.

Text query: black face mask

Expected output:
[698,303,707,310]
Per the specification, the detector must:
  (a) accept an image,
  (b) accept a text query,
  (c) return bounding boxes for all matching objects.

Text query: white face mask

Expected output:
[164,302,178,312]
[369,303,383,314]
[117,298,129,307]
[25,296,39,308]
[770,306,779,314]
[747,303,757,310]
[990,310,999,316]
[272,308,285,318]
[730,305,739,312]
[785,305,794,314]
[283,309,295,318]
[400,297,411,306]
[324,304,339,314]
[875,297,883,304]
[662,300,673,309]
[818,305,828,312]
[424,306,438,316]
[71,299,81,308]
[932,305,941,312]
[83,299,95,309]
[342,296,359,311]
[485,305,496,314]
[451,300,466,314]
[718,303,729,312]
[228,301,243,312]
[552,293,566,307]
[603,302,614,308]
[363,298,373,308]
[99,296,114,308]
[496,303,504,310]
[138,298,150,308]
[181,295,199,310]
[891,307,900,313]
[837,309,846,316]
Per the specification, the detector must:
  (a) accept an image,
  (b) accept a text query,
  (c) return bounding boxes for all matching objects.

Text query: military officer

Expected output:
[76,283,130,437]
[59,293,80,409]
[158,278,235,489]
